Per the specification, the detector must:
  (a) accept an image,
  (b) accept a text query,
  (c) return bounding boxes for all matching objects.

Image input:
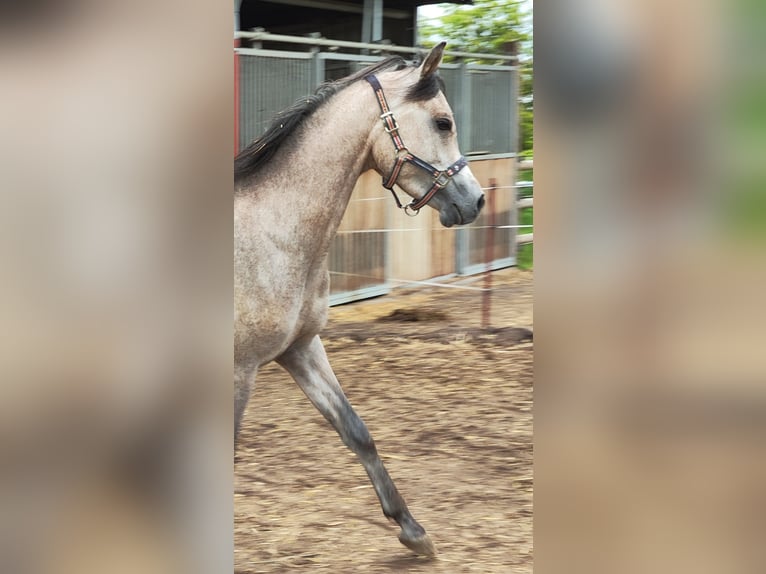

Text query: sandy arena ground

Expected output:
[235,268,533,573]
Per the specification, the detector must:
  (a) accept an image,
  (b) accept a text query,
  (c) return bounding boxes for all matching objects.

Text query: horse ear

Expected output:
[420,42,446,78]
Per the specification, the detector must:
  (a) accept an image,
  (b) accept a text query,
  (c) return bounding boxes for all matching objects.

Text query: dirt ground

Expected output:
[235,268,533,573]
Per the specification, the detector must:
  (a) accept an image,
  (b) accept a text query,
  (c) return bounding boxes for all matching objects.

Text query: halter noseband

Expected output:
[365,74,468,216]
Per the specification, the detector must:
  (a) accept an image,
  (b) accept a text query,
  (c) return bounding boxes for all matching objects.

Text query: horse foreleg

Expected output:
[277,334,436,556]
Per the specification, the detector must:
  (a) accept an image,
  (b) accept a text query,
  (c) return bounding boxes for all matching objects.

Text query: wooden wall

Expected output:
[463,157,517,268]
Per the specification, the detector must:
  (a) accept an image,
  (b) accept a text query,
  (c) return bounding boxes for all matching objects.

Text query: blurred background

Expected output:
[535,0,766,572]
[0,1,233,573]
[1,0,765,572]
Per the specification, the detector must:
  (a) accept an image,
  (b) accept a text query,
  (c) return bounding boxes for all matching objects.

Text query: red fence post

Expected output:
[482,178,497,329]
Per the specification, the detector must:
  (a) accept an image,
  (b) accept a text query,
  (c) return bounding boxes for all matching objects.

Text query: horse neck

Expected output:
[256,82,379,260]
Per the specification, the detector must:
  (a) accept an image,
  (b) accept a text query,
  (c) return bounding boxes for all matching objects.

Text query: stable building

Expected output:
[235,0,472,48]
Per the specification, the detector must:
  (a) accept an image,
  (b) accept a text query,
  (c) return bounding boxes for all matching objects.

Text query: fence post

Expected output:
[311,45,324,87]
[482,178,497,328]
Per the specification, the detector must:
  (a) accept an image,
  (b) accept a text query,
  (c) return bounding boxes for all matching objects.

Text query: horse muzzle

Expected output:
[438,181,485,228]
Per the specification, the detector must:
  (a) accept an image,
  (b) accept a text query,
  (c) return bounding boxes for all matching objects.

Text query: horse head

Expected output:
[366,42,485,227]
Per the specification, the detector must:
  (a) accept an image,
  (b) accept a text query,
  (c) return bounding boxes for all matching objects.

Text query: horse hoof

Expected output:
[398,531,437,557]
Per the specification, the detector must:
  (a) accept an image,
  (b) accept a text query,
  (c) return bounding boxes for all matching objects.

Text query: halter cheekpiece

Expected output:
[365,74,468,216]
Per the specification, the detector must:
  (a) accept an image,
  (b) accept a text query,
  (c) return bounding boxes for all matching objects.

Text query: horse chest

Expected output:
[235,263,329,366]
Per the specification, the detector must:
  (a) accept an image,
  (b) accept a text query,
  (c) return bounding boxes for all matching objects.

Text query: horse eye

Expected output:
[435,118,452,132]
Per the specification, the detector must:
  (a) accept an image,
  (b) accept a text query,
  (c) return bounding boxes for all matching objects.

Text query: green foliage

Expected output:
[517,206,533,269]
[517,242,533,269]
[418,1,531,62]
[516,166,533,269]
[517,168,533,181]
[519,98,533,155]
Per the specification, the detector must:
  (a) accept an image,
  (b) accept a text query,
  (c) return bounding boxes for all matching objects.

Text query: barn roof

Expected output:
[237,1,474,48]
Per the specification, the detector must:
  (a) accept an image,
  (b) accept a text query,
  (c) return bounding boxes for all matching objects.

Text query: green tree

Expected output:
[418,0,531,61]
[418,0,533,156]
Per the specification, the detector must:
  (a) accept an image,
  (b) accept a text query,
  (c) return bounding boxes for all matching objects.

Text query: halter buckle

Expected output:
[380,112,400,135]
[433,172,451,188]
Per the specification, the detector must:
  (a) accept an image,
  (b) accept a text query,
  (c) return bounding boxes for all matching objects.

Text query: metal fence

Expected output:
[238,52,315,151]
[235,41,519,304]
[236,48,516,157]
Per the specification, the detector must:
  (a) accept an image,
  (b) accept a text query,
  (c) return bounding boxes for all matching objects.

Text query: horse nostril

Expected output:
[477,194,486,212]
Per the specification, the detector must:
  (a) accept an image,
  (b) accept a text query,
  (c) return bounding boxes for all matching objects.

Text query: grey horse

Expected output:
[234,42,484,555]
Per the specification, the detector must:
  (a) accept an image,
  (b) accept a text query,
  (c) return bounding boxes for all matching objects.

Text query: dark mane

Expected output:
[235,55,409,183]
[406,73,446,102]
[404,50,445,101]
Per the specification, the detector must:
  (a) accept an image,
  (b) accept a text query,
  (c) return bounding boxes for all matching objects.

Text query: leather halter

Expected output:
[365,74,468,215]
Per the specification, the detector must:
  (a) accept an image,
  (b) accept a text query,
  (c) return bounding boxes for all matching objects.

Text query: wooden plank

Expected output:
[516,233,534,244]
[465,158,515,267]
[517,197,533,209]
[429,208,456,278]
[388,197,431,281]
